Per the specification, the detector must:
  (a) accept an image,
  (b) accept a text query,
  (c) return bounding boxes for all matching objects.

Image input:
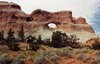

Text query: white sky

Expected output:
[0,0,100,25]
[7,0,100,25]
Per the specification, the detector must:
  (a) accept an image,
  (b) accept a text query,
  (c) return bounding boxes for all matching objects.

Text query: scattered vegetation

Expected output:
[92,56,100,64]
[51,31,80,48]
[0,30,4,41]
[0,27,99,64]
[0,28,81,51]
[0,46,99,64]
[18,25,25,42]
[92,38,100,50]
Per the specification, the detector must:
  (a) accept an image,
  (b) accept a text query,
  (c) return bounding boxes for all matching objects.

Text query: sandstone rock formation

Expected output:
[0,1,96,42]
[0,1,26,22]
[30,9,94,33]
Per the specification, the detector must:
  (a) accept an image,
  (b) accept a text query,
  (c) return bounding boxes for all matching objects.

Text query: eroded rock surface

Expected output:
[0,1,96,42]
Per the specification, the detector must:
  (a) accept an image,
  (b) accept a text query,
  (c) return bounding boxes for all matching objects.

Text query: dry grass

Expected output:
[0,43,99,64]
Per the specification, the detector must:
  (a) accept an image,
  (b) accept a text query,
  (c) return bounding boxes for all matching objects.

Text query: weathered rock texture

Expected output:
[0,1,26,22]
[0,1,96,42]
[31,9,94,33]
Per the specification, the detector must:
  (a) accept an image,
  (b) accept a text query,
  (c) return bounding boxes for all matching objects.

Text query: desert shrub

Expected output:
[17,25,25,42]
[92,57,100,64]
[34,57,48,64]
[29,42,39,51]
[11,59,23,64]
[11,59,24,64]
[11,44,20,51]
[11,54,26,64]
[80,48,90,53]
[81,45,92,49]
[0,54,12,64]
[0,45,9,52]
[92,42,100,50]
[96,50,100,56]
[74,48,91,55]
[68,35,80,48]
[6,29,15,44]
[33,50,60,64]
[44,51,60,62]
[34,52,49,64]
[0,54,7,64]
[43,39,51,46]
[0,30,4,41]
[49,54,59,64]
[32,47,73,64]
[37,35,43,45]
[55,47,73,59]
[51,31,80,48]
[74,49,82,55]
[0,53,28,64]
[27,35,39,51]
[62,49,73,58]
[76,53,91,62]
[6,29,20,51]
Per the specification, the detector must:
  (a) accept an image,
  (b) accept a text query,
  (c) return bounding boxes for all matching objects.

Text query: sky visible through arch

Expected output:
[0,0,100,35]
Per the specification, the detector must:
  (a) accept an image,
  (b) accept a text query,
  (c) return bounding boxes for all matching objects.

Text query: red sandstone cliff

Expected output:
[30,9,94,33]
[0,1,96,42]
[0,1,26,23]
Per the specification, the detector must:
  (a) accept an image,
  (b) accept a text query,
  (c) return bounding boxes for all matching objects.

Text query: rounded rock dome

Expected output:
[0,1,21,10]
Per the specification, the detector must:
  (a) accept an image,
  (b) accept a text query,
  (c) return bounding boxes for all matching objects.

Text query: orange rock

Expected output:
[0,1,96,42]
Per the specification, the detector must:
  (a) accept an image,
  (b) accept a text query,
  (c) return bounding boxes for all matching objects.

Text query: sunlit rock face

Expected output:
[0,1,27,31]
[0,1,96,42]
[30,9,96,42]
[0,1,26,23]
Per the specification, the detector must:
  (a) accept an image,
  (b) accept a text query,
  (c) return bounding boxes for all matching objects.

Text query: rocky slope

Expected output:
[0,1,96,42]
[30,9,96,42]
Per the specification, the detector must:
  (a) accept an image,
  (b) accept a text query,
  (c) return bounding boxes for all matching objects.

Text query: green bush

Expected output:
[34,50,60,64]
[92,57,100,64]
[6,29,20,51]
[51,31,80,48]
[0,54,12,64]
[76,53,91,62]
[17,25,25,42]
[92,40,100,50]
[27,35,39,51]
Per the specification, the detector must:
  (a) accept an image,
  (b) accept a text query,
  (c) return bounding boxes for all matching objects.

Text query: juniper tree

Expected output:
[7,29,20,51]
[0,30,4,41]
[68,35,80,48]
[18,25,25,42]
[37,35,43,44]
[51,31,79,48]
[27,35,39,51]
[92,38,100,50]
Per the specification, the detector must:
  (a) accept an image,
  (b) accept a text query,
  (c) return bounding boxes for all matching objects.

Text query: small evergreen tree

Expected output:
[10,43,20,51]
[7,29,15,44]
[51,31,66,48]
[18,25,25,42]
[27,35,39,51]
[7,29,20,51]
[43,38,51,46]
[37,35,43,44]
[68,35,80,48]
[0,30,4,41]
[51,31,79,48]
[92,38,100,50]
